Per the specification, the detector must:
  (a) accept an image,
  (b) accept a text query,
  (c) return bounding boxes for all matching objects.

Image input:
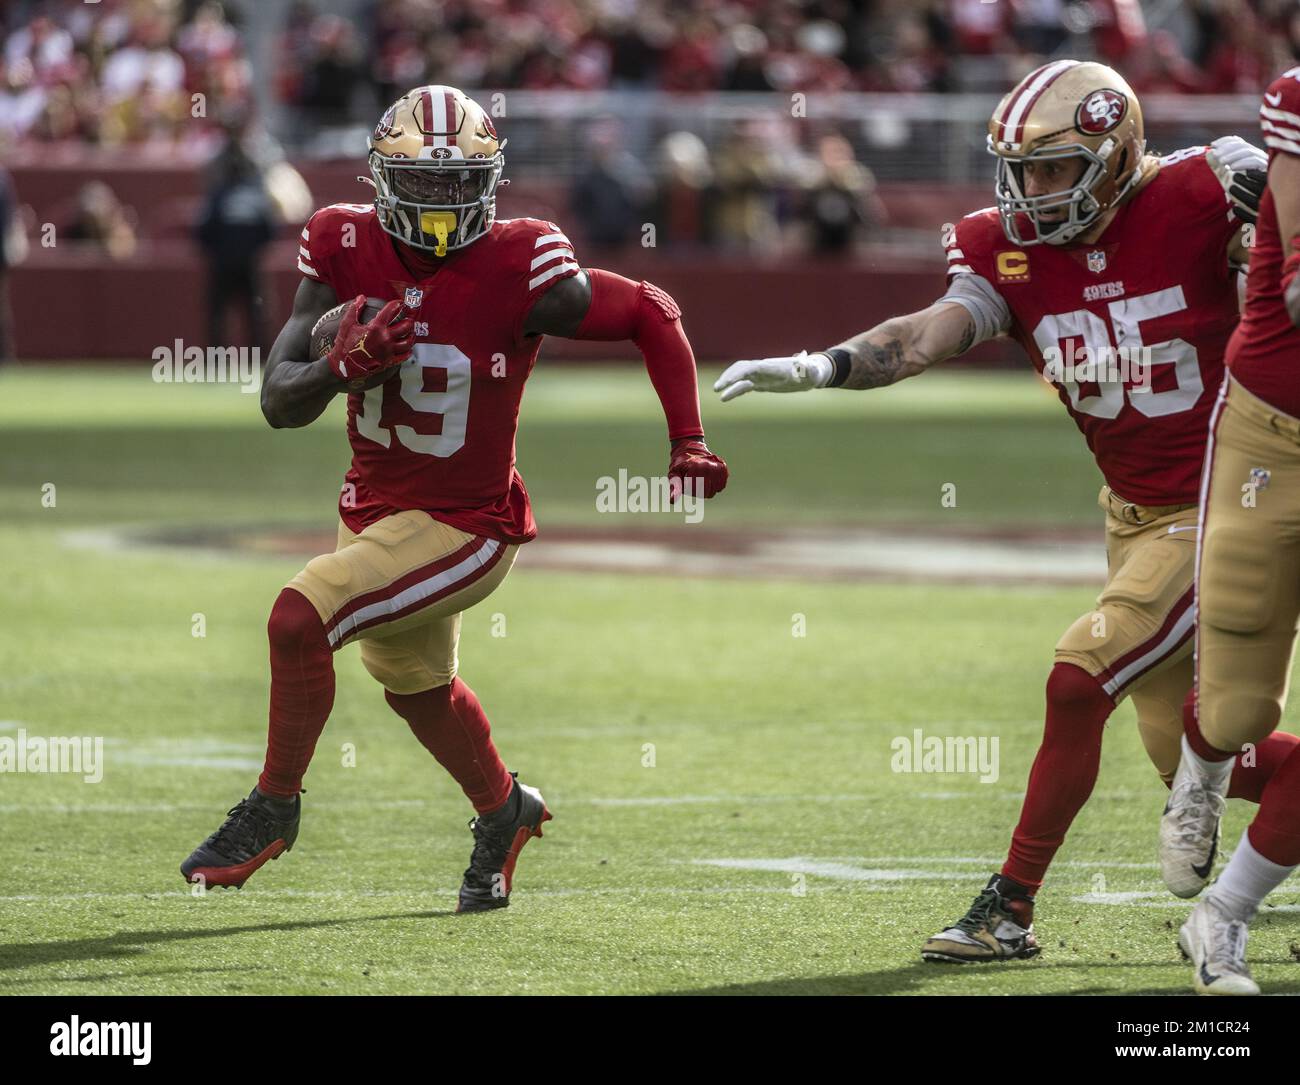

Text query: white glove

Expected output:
[1208,134,1267,177]
[1207,135,1268,224]
[714,350,834,402]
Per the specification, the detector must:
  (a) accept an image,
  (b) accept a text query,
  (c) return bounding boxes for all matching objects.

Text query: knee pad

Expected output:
[1200,691,1282,753]
[1044,662,1112,719]
[267,588,328,653]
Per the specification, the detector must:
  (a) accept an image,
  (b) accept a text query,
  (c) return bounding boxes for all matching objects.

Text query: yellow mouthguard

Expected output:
[420,212,457,257]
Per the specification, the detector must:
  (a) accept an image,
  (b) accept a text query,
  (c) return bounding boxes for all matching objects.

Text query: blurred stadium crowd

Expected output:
[0,0,1289,361]
[2,0,1297,150]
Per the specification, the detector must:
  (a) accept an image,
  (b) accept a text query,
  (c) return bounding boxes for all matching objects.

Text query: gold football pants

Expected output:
[1055,486,1199,782]
[287,510,517,694]
[1195,375,1300,753]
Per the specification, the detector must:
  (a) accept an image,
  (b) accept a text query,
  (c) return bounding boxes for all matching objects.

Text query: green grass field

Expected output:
[2,364,1298,996]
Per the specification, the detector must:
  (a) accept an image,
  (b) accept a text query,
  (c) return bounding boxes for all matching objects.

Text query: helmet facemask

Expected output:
[370,147,505,257]
[990,135,1140,247]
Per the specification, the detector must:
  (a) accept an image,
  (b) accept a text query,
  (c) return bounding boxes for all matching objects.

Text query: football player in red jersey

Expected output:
[180,86,729,911]
[1160,68,1300,995]
[716,60,1298,962]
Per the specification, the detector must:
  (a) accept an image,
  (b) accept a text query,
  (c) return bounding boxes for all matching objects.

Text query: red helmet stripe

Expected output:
[444,90,457,146]
[997,60,1076,145]
[420,87,435,145]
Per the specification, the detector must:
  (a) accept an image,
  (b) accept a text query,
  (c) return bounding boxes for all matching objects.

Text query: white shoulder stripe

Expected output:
[299,246,312,260]
[297,258,319,278]
[948,264,974,275]
[946,249,965,261]
[1261,104,1300,129]
[534,232,570,248]
[1262,119,1300,143]
[528,261,579,291]
[1265,133,1300,156]
[530,247,574,271]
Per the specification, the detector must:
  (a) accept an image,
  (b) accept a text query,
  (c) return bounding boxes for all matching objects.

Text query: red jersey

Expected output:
[946,149,1241,506]
[298,206,580,543]
[1225,67,1300,418]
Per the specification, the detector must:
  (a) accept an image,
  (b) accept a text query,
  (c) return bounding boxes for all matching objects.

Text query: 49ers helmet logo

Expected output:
[374,103,399,140]
[1075,89,1127,135]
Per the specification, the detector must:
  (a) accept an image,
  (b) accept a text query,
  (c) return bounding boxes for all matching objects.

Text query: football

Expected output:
[310,296,405,390]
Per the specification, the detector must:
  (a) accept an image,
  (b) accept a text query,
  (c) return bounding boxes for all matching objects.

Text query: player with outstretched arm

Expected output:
[715,61,1294,966]
[179,86,728,911]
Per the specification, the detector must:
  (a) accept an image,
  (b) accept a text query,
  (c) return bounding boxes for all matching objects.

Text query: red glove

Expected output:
[327,296,415,385]
[668,438,729,501]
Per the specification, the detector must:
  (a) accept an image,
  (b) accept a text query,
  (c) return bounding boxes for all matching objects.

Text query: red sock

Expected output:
[1002,663,1114,892]
[1246,739,1300,866]
[1229,729,1300,802]
[1184,691,1237,761]
[257,588,335,798]
[385,677,513,814]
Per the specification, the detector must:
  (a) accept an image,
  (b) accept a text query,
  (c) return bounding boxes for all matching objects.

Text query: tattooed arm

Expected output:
[715,301,977,401]
[827,302,977,390]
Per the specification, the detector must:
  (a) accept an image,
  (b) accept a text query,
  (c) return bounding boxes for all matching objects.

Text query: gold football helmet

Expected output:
[367,85,505,256]
[988,60,1146,246]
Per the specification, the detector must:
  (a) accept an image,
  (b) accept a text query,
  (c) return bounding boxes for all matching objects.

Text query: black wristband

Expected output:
[825,348,852,388]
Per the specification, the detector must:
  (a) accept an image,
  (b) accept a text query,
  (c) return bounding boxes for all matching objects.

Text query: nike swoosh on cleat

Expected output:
[1200,962,1220,986]
[1191,836,1219,881]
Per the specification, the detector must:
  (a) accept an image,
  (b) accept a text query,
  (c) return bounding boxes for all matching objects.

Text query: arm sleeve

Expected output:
[574,267,704,441]
[941,215,1012,347]
[938,272,1011,347]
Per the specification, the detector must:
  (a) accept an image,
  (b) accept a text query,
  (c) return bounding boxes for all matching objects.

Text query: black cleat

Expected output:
[922,875,1041,963]
[457,774,552,913]
[181,788,301,889]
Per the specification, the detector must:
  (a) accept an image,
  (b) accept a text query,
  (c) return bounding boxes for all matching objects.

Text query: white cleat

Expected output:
[1178,898,1260,996]
[1158,754,1228,898]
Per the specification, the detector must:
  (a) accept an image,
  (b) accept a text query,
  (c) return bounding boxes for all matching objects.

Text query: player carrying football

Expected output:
[1159,67,1300,995]
[715,60,1296,962]
[180,85,729,911]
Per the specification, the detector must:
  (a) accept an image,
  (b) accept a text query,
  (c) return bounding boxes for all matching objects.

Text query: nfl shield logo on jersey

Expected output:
[1087,251,1107,274]
[404,286,424,309]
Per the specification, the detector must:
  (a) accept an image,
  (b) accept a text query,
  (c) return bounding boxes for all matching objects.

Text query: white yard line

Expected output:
[693,858,942,881]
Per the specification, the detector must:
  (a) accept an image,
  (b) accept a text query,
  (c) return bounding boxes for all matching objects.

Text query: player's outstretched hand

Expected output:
[668,438,728,500]
[327,296,416,383]
[714,350,833,402]
[1207,135,1268,225]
